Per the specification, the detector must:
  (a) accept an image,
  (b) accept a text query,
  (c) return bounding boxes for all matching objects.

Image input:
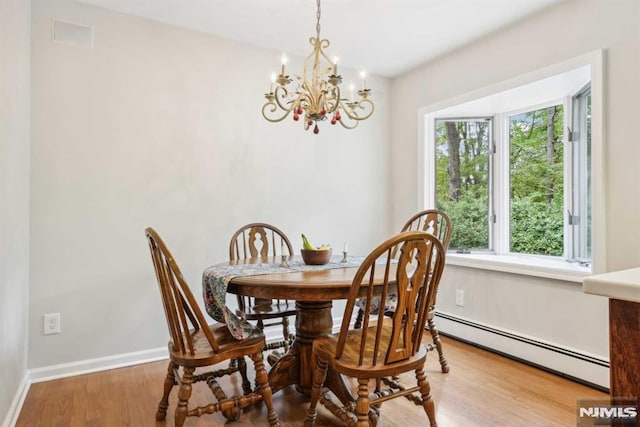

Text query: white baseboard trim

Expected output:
[2,373,30,427]
[434,311,610,389]
[29,346,168,384]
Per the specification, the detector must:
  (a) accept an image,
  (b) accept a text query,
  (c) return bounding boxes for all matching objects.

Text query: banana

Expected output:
[301,233,317,250]
[302,234,332,251]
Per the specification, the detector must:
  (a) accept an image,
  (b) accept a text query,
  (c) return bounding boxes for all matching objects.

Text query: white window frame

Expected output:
[433,116,494,252]
[417,50,605,282]
[568,84,592,265]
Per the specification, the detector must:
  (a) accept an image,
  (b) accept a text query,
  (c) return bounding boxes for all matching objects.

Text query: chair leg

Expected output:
[354,308,364,329]
[237,356,252,395]
[304,357,328,427]
[282,316,291,352]
[175,366,194,427]
[250,351,280,427]
[156,361,176,421]
[427,317,449,373]
[415,366,437,427]
[356,378,371,427]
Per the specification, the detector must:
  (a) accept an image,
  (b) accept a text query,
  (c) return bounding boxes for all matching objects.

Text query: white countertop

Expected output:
[583,267,640,303]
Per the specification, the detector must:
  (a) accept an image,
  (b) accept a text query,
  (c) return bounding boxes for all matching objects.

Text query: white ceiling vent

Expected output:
[52,19,93,49]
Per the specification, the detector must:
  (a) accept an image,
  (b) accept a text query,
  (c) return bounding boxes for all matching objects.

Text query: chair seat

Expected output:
[236,301,297,321]
[312,319,427,379]
[169,322,266,368]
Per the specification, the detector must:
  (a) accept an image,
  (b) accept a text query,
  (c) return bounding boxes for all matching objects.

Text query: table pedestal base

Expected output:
[268,301,354,404]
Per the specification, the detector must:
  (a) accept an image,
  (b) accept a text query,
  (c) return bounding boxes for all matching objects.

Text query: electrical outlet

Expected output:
[455,289,464,307]
[44,313,61,335]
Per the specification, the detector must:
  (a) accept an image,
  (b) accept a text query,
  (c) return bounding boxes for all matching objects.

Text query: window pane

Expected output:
[509,106,564,256]
[586,93,592,260]
[435,119,490,251]
[572,88,591,263]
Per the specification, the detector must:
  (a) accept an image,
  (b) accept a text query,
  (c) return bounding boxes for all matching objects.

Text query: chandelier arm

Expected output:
[273,87,298,112]
[333,101,358,129]
[339,98,374,121]
[262,101,291,123]
[337,114,359,129]
[326,102,339,114]
[355,98,375,120]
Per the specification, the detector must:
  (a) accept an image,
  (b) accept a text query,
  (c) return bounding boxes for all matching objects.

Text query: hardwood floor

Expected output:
[16,335,606,426]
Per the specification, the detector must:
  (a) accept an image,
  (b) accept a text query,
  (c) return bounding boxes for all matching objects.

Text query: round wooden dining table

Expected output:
[223,256,395,404]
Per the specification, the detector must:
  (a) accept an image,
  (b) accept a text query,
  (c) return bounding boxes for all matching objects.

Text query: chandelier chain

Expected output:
[316,0,321,38]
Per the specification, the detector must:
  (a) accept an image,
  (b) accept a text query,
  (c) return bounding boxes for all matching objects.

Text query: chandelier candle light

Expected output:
[262,0,374,134]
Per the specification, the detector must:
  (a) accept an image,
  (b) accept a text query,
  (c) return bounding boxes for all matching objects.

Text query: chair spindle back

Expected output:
[392,209,452,259]
[146,227,219,354]
[337,231,445,366]
[229,223,293,261]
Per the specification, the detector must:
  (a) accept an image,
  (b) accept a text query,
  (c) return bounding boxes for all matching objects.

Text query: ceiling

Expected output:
[76,0,564,77]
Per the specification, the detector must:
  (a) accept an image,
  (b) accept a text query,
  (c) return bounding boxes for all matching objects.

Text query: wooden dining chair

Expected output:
[145,227,280,427]
[354,209,452,373]
[304,231,445,427]
[229,223,296,353]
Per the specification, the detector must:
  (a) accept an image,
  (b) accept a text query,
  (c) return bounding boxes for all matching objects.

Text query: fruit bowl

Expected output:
[300,248,332,265]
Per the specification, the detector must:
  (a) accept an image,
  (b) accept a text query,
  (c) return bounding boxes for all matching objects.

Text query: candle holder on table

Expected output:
[341,241,348,263]
[279,253,289,268]
[279,242,289,268]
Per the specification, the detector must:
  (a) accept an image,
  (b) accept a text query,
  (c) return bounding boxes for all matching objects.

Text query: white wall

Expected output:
[29,0,391,369]
[391,0,640,384]
[0,0,31,423]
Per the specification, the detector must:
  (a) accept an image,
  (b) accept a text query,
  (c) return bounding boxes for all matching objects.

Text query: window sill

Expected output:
[445,252,590,283]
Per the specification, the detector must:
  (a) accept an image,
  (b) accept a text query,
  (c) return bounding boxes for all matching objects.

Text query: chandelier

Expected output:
[261,0,374,134]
